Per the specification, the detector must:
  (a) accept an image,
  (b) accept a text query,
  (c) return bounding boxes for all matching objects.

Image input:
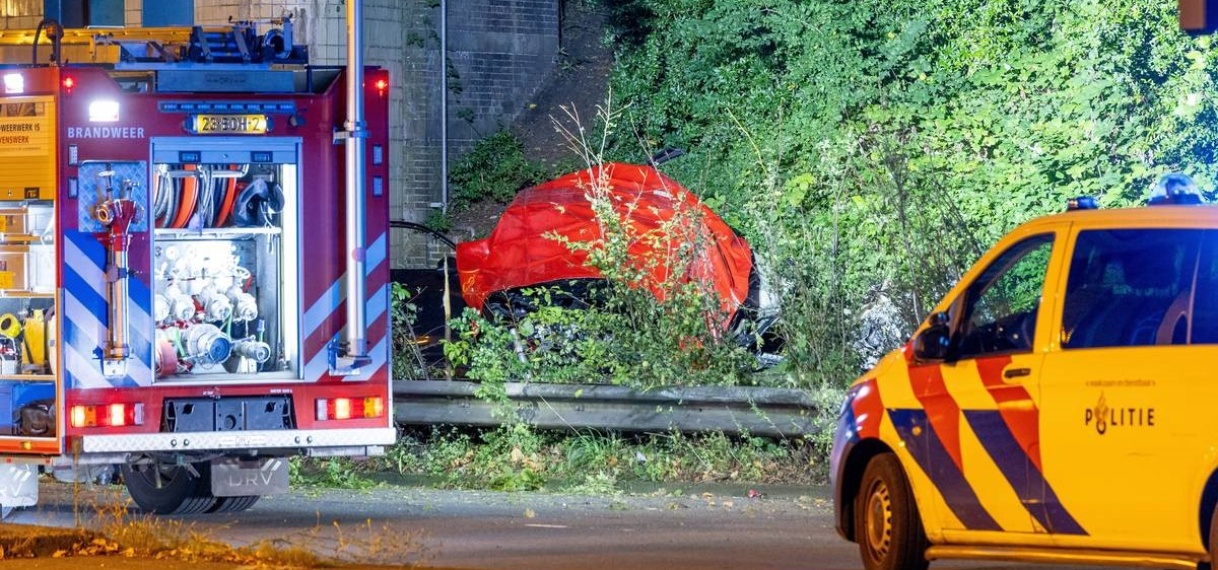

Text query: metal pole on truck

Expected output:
[341,0,370,368]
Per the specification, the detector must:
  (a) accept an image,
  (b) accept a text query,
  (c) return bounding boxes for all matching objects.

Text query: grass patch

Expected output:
[377,424,821,494]
[289,457,381,490]
[38,488,432,567]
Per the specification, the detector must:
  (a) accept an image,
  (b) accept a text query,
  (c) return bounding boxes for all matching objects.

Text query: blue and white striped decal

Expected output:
[63,232,154,388]
[301,231,389,381]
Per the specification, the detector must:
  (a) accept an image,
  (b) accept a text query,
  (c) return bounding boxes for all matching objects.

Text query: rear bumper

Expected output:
[77,427,396,455]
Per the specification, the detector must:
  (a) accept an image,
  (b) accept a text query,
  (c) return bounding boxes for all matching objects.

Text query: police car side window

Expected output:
[1188,231,1218,344]
[954,234,1053,360]
[1062,229,1202,349]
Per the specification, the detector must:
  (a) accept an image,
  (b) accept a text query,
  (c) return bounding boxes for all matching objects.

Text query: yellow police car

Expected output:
[831,175,1218,570]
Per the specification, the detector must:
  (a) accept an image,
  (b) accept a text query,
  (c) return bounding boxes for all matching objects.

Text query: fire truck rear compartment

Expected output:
[150,138,300,382]
[0,17,394,517]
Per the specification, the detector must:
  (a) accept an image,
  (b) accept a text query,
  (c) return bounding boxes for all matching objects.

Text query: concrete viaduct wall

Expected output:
[0,0,561,268]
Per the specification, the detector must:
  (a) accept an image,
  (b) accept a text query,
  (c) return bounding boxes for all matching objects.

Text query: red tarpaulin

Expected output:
[456,163,754,328]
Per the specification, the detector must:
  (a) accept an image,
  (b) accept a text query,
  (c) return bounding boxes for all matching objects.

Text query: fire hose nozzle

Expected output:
[94,205,112,225]
[95,197,141,237]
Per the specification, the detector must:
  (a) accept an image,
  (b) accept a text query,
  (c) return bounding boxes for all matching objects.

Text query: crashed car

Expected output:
[455,162,780,349]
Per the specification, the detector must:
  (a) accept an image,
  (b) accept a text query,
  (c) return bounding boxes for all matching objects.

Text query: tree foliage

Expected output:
[603,0,1218,384]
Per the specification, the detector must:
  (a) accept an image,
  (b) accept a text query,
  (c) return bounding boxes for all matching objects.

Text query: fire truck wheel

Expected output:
[121,461,218,515]
[208,495,261,513]
[855,453,929,570]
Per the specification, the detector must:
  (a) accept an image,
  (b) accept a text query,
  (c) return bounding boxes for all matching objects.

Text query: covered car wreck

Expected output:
[455,162,780,350]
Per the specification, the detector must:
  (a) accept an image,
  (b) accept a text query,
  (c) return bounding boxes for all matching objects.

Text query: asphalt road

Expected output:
[4,479,1124,570]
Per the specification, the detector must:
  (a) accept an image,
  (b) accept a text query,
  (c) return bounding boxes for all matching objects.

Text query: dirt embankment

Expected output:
[451,0,612,238]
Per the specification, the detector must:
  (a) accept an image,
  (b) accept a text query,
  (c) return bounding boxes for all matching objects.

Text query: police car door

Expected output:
[1038,226,1212,552]
[930,231,1061,537]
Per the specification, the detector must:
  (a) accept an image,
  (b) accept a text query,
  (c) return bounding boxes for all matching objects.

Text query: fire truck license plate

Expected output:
[193,114,268,135]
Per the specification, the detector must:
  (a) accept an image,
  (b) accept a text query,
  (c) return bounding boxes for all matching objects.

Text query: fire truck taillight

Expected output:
[70,403,144,428]
[61,76,74,93]
[316,397,385,421]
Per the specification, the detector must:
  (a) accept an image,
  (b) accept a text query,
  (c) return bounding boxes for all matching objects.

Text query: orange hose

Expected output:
[215,165,240,228]
[170,164,198,229]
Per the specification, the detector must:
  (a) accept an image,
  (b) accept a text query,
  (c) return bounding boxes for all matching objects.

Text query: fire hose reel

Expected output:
[184,324,232,368]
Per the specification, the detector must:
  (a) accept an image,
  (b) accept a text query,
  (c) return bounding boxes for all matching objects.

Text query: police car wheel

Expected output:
[856,453,928,570]
[121,461,218,515]
[1204,504,1218,570]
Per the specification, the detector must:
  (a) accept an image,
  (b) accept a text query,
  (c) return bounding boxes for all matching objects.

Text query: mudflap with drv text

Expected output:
[210,457,289,497]
[0,463,37,518]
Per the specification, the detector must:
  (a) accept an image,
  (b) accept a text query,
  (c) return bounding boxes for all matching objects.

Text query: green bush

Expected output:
[600,0,1218,388]
[448,130,548,211]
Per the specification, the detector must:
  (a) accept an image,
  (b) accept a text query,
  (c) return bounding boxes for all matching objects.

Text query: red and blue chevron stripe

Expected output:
[889,407,1003,531]
[884,355,1086,535]
[62,230,154,389]
[299,230,390,381]
[970,357,1086,535]
[962,410,1086,534]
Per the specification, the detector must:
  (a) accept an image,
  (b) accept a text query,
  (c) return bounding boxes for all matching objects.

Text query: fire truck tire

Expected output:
[855,453,929,570]
[121,462,217,515]
[208,494,261,513]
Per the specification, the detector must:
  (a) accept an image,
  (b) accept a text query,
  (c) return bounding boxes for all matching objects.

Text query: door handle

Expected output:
[1004,367,1031,379]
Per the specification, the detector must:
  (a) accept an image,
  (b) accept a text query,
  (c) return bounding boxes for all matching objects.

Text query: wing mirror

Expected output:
[913,311,951,361]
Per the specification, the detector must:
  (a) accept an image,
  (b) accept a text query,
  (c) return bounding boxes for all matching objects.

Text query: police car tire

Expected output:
[855,453,929,570]
[1204,505,1218,570]
[121,462,218,515]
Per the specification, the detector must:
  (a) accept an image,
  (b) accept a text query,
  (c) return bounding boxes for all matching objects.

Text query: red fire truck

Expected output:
[0,16,394,515]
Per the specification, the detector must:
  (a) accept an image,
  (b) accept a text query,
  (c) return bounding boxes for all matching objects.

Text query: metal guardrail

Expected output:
[392,380,821,438]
